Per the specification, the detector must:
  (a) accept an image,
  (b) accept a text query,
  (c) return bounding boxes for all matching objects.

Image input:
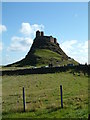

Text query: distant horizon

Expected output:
[1,2,88,65]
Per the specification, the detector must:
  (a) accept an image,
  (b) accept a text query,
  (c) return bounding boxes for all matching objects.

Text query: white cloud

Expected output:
[0,25,7,34]
[77,41,88,53]
[20,23,32,36]
[11,36,33,45]
[20,22,44,37]
[2,54,25,65]
[8,23,44,52]
[0,42,2,51]
[61,40,88,64]
[8,36,33,52]
[61,40,77,54]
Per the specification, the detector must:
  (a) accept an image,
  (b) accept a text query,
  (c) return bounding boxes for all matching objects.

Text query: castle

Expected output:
[36,30,59,46]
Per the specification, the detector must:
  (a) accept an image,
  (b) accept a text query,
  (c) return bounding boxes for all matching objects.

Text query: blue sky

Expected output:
[1,2,88,65]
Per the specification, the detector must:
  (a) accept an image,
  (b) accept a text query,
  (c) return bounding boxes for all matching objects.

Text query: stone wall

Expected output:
[36,31,57,44]
[50,36,54,43]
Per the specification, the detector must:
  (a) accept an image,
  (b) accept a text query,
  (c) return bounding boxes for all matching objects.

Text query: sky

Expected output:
[1,2,88,65]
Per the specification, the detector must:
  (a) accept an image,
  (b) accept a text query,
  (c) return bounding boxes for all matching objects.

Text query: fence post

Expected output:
[23,87,26,112]
[60,85,63,108]
[88,114,90,120]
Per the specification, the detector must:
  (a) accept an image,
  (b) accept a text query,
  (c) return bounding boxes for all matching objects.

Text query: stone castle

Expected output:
[35,30,59,46]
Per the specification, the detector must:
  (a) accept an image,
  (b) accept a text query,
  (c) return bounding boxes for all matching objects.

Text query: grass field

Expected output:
[2,71,88,118]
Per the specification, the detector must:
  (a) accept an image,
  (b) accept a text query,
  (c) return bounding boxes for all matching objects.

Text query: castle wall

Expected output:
[36,31,58,45]
[57,43,59,47]
[50,36,54,43]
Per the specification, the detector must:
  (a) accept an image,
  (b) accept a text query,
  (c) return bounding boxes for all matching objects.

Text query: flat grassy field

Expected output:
[2,71,88,119]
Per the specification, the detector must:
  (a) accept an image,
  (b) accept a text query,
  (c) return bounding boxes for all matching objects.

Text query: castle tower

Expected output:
[54,38,57,44]
[41,31,44,37]
[36,30,41,37]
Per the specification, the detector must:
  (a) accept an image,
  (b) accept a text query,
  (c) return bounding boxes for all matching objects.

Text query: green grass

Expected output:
[2,66,33,71]
[34,49,62,66]
[34,49,78,66]
[34,49,62,59]
[2,71,88,118]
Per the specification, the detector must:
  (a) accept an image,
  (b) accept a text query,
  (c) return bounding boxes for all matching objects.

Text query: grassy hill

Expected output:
[7,48,78,67]
[2,71,88,118]
[6,35,78,67]
[33,49,78,66]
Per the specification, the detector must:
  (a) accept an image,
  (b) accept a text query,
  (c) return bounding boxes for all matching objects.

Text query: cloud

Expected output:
[0,42,2,51]
[8,36,33,51]
[61,40,77,54]
[11,36,33,45]
[0,25,7,34]
[2,54,25,65]
[20,23,32,36]
[8,23,44,52]
[61,40,88,64]
[20,22,44,37]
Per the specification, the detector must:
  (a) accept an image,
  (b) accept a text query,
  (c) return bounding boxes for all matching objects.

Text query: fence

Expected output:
[22,85,63,112]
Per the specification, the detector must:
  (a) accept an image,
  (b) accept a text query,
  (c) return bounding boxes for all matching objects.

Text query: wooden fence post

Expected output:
[60,85,63,108]
[88,114,90,120]
[23,87,26,112]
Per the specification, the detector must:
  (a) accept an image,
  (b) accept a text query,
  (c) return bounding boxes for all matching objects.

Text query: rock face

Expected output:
[7,31,78,67]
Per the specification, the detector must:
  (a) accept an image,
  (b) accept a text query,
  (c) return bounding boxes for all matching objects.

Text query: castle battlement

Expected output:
[36,30,58,45]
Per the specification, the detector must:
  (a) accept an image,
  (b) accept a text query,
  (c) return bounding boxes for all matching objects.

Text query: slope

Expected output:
[6,33,78,67]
